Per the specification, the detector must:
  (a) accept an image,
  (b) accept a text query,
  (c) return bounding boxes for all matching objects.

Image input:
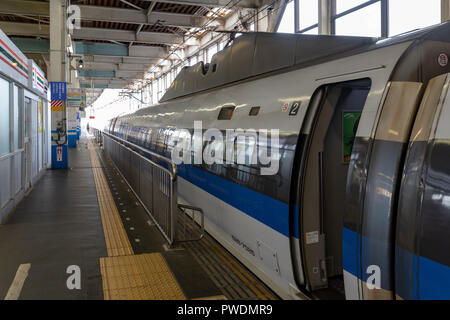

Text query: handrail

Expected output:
[102,132,177,245]
[98,129,204,247]
[102,131,178,180]
[107,134,174,180]
[177,204,205,242]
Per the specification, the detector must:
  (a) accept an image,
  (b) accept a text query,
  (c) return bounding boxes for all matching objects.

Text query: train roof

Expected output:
[161,21,450,102]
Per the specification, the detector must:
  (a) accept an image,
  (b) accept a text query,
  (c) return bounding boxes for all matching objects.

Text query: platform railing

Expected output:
[100,131,204,246]
[90,128,103,146]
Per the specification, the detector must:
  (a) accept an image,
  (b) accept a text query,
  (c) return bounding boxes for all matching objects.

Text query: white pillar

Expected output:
[442,0,450,22]
[266,0,288,32]
[50,0,69,168]
[49,0,67,82]
[318,0,332,35]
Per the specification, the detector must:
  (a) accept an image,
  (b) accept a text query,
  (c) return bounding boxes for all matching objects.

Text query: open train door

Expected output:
[298,79,372,296]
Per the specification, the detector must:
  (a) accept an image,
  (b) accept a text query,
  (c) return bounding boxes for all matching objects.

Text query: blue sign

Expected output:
[50,82,67,100]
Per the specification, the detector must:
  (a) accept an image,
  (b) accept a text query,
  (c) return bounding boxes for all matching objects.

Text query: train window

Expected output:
[249,106,260,116]
[218,105,235,120]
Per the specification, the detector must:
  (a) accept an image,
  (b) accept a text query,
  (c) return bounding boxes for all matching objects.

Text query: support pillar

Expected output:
[266,0,288,32]
[318,0,333,35]
[443,0,450,22]
[49,0,69,168]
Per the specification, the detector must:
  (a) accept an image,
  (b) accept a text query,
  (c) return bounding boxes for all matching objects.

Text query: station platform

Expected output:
[0,134,277,300]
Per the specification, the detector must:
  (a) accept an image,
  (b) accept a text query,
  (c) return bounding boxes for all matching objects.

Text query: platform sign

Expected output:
[50,82,67,100]
[30,60,48,95]
[342,111,361,163]
[0,29,28,86]
[56,146,63,162]
[67,89,82,108]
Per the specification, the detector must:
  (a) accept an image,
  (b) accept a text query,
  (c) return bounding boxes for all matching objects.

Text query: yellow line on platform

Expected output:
[100,254,186,300]
[89,140,185,300]
[89,145,133,257]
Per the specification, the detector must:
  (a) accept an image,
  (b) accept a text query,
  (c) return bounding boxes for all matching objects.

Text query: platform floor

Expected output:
[0,134,277,300]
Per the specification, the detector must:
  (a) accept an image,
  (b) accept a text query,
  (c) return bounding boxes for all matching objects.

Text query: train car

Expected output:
[104,21,450,300]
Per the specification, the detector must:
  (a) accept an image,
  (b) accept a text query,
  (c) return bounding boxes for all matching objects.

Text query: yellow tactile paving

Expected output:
[89,139,186,300]
[89,147,134,257]
[100,253,186,300]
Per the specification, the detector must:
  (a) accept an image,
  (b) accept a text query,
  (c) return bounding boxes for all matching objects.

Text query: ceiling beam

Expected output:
[0,1,223,28]
[11,38,166,64]
[78,69,116,78]
[83,55,159,64]
[80,83,109,89]
[79,75,144,80]
[0,22,188,46]
[10,37,49,53]
[84,62,153,71]
[0,21,49,38]
[75,42,168,59]
[119,0,145,10]
[133,0,272,8]
[73,27,189,46]
[78,5,222,28]
[116,70,144,80]
[0,0,49,16]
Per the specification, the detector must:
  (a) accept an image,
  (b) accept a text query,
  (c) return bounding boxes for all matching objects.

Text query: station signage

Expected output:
[67,89,82,108]
[30,61,48,95]
[50,82,67,100]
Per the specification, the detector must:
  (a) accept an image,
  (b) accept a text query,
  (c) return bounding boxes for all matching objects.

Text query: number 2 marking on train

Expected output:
[289,101,301,116]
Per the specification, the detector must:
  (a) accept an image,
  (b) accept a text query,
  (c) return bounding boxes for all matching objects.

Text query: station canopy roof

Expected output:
[0,0,268,102]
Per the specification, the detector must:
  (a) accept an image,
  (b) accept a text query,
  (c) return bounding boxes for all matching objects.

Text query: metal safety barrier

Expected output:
[100,131,204,246]
[90,128,103,146]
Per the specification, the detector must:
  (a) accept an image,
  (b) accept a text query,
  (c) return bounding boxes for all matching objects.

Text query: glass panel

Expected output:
[336,0,373,14]
[389,0,441,36]
[302,27,319,35]
[207,45,218,63]
[278,0,295,33]
[299,0,318,30]
[13,85,20,150]
[335,2,381,37]
[0,78,10,156]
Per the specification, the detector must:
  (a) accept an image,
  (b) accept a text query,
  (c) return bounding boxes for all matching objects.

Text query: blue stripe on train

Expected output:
[343,227,450,299]
[177,163,291,237]
[343,227,392,289]
[395,245,418,300]
[126,139,295,238]
[418,256,450,300]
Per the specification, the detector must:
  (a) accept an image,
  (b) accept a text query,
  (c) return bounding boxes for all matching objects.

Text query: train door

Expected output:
[24,98,32,189]
[30,99,38,182]
[299,79,371,296]
[344,80,424,300]
[395,73,450,300]
[37,101,43,173]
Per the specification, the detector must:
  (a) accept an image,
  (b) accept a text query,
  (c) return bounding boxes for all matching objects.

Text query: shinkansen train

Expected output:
[103,22,450,300]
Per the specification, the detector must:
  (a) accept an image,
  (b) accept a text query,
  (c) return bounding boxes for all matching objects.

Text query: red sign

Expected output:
[56,146,63,162]
[90,116,95,119]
